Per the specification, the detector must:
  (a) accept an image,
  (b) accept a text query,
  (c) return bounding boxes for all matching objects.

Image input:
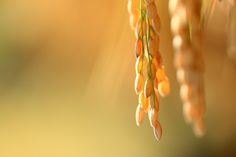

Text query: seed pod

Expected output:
[173,35,183,50]
[169,0,180,15]
[146,0,155,5]
[183,102,194,123]
[127,0,139,24]
[193,118,205,137]
[174,49,194,68]
[180,84,193,102]
[176,68,184,83]
[139,91,150,112]
[135,39,143,58]
[189,91,202,106]
[152,89,159,110]
[183,102,205,124]
[155,52,162,65]
[173,34,189,51]
[158,78,170,97]
[135,56,144,74]
[176,68,201,84]
[135,73,144,94]
[152,56,159,69]
[135,20,145,39]
[148,108,152,122]
[135,104,145,127]
[170,13,188,36]
[127,0,138,15]
[146,1,158,19]
[144,78,153,98]
[156,66,166,82]
[129,14,139,30]
[177,6,187,25]
[151,15,161,33]
[127,0,132,14]
[149,34,160,56]
[154,77,158,89]
[192,105,205,122]
[147,62,157,79]
[148,108,159,128]
[153,121,162,142]
[149,50,159,59]
[146,1,161,33]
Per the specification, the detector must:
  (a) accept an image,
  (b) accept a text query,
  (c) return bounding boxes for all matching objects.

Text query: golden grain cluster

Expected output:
[128,0,170,141]
[169,0,206,137]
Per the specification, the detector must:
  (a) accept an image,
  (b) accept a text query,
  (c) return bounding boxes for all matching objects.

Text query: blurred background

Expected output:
[0,0,235,156]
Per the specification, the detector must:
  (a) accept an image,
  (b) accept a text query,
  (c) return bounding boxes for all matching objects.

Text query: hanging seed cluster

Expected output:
[128,0,170,141]
[169,0,206,137]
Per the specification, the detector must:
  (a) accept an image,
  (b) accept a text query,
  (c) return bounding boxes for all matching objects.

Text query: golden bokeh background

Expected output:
[0,0,235,156]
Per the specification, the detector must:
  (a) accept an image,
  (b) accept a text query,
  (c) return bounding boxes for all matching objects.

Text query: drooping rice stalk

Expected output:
[128,0,170,141]
[169,0,206,137]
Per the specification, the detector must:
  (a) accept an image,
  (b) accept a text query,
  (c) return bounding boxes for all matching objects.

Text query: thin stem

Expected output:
[139,0,145,72]
[144,7,158,110]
